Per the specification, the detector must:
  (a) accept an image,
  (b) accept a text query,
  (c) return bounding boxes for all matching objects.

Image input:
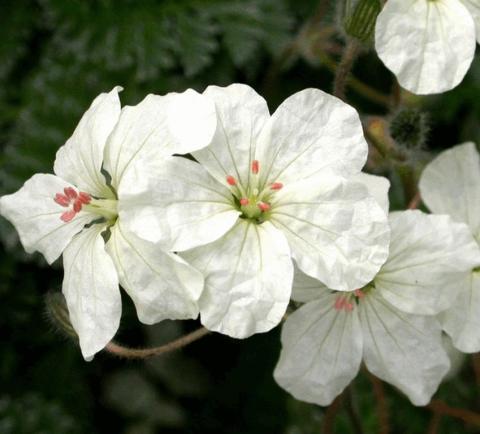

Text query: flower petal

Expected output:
[359,292,450,406]
[461,0,480,42]
[192,84,270,188]
[54,87,122,197]
[104,89,216,192]
[270,173,390,291]
[62,223,121,360]
[255,88,367,187]
[182,220,293,338]
[440,271,480,353]
[106,221,203,324]
[118,156,239,250]
[0,174,97,264]
[291,266,330,303]
[419,142,480,237]
[352,172,390,215]
[375,0,476,94]
[376,210,480,315]
[274,293,362,406]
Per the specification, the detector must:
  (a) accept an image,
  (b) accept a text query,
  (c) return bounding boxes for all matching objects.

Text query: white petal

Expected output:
[182,220,293,338]
[62,223,121,360]
[192,84,271,188]
[118,156,239,250]
[360,292,450,406]
[274,294,363,406]
[291,265,330,303]
[376,210,480,315]
[255,89,367,187]
[271,173,390,291]
[104,89,216,192]
[53,87,121,197]
[106,221,203,324]
[419,142,480,237]
[440,271,480,353]
[461,0,480,42]
[352,172,390,215]
[375,0,476,94]
[0,174,97,264]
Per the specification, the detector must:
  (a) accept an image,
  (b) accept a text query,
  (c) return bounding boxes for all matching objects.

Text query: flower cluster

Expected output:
[1,79,480,409]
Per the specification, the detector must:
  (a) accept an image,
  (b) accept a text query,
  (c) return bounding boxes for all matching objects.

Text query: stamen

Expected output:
[251,160,259,175]
[60,210,76,223]
[226,175,237,186]
[270,182,283,191]
[334,296,346,311]
[73,199,82,213]
[345,302,354,312]
[354,289,365,298]
[240,198,249,206]
[64,187,78,200]
[78,192,92,204]
[257,202,271,212]
[54,193,70,207]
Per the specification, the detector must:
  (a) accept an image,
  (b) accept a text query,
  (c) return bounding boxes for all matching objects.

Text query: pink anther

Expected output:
[354,289,365,299]
[345,302,354,312]
[78,192,91,204]
[257,202,271,212]
[240,198,249,206]
[60,210,76,223]
[334,296,346,311]
[54,193,70,207]
[226,175,237,186]
[73,199,82,213]
[64,187,78,200]
[251,160,259,175]
[270,182,283,191]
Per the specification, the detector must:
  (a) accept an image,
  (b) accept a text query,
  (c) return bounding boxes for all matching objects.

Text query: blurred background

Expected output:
[1,0,479,433]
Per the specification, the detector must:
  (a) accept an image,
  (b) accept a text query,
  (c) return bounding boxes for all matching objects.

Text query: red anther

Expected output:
[257,202,271,212]
[60,210,76,223]
[334,296,346,311]
[354,289,365,298]
[78,192,91,204]
[64,187,78,200]
[251,160,259,175]
[73,199,82,213]
[270,182,283,191]
[240,198,249,206]
[226,175,237,186]
[54,193,70,207]
[345,302,354,312]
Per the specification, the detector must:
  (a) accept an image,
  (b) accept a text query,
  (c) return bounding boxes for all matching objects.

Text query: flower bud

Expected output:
[389,108,430,151]
[45,292,78,340]
[344,0,381,43]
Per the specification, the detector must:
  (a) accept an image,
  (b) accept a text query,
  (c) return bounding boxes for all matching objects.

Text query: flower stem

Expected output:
[104,326,210,359]
[367,371,390,434]
[428,400,480,426]
[333,38,361,101]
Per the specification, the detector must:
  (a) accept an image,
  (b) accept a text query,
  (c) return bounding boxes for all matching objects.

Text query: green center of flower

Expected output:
[83,198,118,224]
[226,160,283,224]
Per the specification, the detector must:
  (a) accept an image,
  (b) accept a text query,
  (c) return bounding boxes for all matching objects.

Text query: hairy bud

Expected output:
[344,0,382,42]
[45,292,78,340]
[389,108,430,151]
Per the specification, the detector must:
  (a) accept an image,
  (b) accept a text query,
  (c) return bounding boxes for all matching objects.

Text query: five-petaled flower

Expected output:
[0,86,217,360]
[121,83,391,339]
[375,0,480,94]
[420,142,480,353]
[274,176,480,406]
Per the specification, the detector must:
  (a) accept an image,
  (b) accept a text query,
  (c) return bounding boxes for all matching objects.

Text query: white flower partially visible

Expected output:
[0,87,217,360]
[121,84,391,339]
[274,175,480,406]
[375,0,479,95]
[420,142,480,353]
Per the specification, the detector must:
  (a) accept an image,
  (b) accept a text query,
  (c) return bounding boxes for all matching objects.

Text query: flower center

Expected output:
[54,187,118,224]
[225,160,283,223]
[333,289,366,312]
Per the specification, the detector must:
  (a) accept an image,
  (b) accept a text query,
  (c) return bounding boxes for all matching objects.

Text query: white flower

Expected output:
[121,83,391,339]
[419,142,480,352]
[375,0,480,94]
[0,86,217,360]
[274,175,480,406]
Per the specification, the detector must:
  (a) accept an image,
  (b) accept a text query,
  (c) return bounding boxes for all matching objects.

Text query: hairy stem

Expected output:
[105,327,210,359]
[428,400,480,426]
[367,371,390,434]
[333,38,361,101]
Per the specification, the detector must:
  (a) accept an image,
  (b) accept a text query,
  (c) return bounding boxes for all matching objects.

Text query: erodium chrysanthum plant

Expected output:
[0,86,217,360]
[118,83,391,338]
[274,177,480,405]
[420,142,480,353]
[375,0,480,94]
